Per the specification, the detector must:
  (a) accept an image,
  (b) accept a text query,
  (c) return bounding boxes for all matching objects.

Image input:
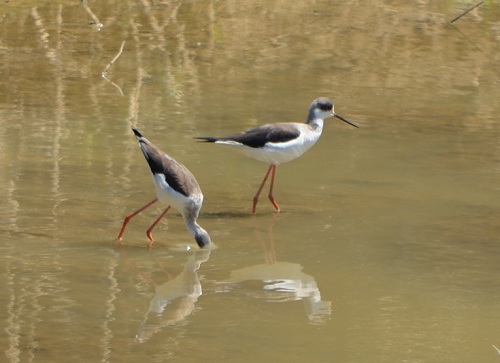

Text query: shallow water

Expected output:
[1,1,500,362]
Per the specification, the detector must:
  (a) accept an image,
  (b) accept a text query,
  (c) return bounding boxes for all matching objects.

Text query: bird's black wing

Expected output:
[132,127,198,197]
[197,123,301,148]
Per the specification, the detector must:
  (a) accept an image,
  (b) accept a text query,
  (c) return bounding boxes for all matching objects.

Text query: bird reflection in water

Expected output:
[135,249,211,343]
[220,219,331,325]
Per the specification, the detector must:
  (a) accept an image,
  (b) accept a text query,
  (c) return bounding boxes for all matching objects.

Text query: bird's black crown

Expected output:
[316,98,333,111]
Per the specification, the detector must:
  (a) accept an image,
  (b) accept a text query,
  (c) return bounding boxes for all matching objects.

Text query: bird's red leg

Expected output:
[252,165,274,215]
[146,206,171,243]
[267,165,280,213]
[117,198,158,240]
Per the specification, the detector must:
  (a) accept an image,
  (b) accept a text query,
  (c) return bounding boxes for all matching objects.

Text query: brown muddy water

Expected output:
[1,1,500,362]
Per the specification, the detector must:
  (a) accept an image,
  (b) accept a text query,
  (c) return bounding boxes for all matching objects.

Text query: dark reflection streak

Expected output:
[200,211,264,219]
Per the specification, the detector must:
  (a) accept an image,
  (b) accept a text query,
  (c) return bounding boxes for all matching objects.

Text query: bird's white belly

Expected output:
[152,174,202,215]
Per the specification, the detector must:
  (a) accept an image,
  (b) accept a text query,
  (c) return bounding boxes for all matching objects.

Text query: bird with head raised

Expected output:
[196,97,358,214]
[118,126,211,248]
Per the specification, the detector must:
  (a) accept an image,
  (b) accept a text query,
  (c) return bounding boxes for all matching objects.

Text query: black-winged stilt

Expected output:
[196,97,358,214]
[118,126,211,248]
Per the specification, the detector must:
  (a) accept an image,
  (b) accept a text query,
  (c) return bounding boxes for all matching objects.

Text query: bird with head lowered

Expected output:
[118,126,212,249]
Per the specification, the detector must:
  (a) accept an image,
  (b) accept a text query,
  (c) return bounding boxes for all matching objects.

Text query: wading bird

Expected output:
[196,97,358,214]
[118,126,211,248]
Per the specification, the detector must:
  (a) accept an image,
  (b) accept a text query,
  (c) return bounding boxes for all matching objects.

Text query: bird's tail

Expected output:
[129,126,163,173]
[195,136,218,143]
[131,126,150,157]
[131,126,143,139]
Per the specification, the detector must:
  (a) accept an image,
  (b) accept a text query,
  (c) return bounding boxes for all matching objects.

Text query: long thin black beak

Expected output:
[334,114,359,128]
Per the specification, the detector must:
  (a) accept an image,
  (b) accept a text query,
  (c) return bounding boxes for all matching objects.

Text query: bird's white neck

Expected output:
[184,217,211,248]
[308,118,324,132]
[185,218,201,236]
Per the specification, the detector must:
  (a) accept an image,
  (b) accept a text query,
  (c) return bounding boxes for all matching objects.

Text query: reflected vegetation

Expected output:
[1,0,500,362]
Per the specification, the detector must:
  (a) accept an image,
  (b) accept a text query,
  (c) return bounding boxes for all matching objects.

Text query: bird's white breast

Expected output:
[152,174,203,216]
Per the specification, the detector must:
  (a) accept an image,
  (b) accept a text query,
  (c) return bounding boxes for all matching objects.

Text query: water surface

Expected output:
[1,1,500,362]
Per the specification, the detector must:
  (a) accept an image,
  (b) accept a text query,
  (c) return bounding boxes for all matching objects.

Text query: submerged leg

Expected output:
[146,206,171,243]
[117,198,158,240]
[267,165,280,213]
[252,165,274,215]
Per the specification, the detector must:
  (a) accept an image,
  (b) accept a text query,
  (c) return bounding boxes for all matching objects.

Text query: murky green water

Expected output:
[1,1,500,362]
